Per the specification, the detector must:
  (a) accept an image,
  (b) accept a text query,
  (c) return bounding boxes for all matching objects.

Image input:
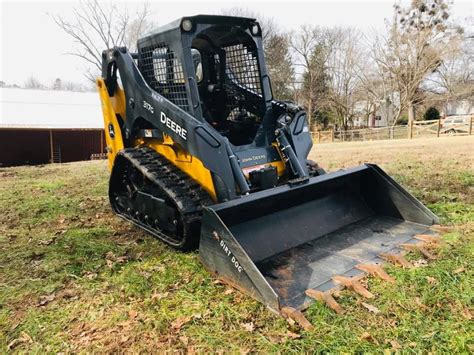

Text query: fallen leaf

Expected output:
[38,293,56,306]
[413,259,428,268]
[116,256,129,263]
[171,316,192,331]
[426,276,438,285]
[361,302,380,314]
[38,238,55,246]
[389,339,402,350]
[7,331,32,350]
[84,272,98,280]
[461,308,472,320]
[106,259,114,268]
[59,289,77,299]
[179,335,189,346]
[453,266,465,274]
[192,313,202,319]
[361,331,379,344]
[128,309,138,320]
[212,279,225,285]
[241,322,255,332]
[286,331,301,339]
[151,291,169,301]
[223,288,234,295]
[409,342,417,347]
[415,297,429,310]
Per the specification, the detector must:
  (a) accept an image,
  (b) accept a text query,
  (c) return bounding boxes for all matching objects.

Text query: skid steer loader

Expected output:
[97,15,439,320]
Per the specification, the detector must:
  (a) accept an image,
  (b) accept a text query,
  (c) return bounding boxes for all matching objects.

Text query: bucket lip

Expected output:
[206,164,371,212]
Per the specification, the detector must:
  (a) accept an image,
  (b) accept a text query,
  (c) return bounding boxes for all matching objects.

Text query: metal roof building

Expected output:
[0,88,105,166]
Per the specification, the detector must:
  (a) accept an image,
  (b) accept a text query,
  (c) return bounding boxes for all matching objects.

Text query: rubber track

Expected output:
[110,146,212,248]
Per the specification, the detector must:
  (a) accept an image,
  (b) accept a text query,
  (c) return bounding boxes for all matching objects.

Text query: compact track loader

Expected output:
[97,15,439,320]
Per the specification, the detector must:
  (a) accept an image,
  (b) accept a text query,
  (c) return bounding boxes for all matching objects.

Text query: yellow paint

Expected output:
[97,76,286,201]
[140,136,217,202]
[96,78,126,171]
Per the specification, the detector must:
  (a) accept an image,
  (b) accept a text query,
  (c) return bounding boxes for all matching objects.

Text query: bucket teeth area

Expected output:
[275,227,448,330]
[305,289,344,314]
[415,233,442,245]
[332,275,374,299]
[281,307,314,331]
[400,243,437,260]
[379,252,414,268]
[356,263,396,283]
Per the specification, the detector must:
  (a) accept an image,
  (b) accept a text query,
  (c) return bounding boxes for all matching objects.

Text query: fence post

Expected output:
[469,116,473,135]
[437,119,441,137]
[331,129,335,142]
[318,131,321,143]
[408,120,414,139]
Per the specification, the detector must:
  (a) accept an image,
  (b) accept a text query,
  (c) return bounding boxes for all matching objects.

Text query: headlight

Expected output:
[182,19,193,32]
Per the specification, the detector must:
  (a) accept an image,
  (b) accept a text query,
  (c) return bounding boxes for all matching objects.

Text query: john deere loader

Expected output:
[97,15,439,321]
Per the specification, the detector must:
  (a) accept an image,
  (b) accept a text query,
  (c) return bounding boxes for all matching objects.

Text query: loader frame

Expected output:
[100,15,313,203]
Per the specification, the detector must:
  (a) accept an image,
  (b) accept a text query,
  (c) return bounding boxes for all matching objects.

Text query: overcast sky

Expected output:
[0,0,472,87]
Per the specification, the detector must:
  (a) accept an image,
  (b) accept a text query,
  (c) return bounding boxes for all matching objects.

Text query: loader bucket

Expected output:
[199,164,438,313]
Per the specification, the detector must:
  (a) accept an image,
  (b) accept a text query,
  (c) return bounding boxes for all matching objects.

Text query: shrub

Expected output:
[424,107,440,121]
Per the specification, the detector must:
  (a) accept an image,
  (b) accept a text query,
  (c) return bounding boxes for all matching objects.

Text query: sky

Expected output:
[0,0,472,87]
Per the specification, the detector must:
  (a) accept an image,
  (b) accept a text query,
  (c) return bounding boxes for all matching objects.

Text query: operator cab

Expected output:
[190,26,267,145]
[138,15,272,147]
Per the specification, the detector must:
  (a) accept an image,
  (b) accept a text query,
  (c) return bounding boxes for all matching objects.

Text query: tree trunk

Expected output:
[408,102,416,123]
[307,99,313,131]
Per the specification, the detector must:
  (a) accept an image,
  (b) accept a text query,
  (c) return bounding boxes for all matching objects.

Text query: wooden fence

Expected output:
[313,116,473,144]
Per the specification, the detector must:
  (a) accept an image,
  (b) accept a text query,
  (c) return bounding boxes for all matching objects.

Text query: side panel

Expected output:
[140,136,217,201]
[96,78,125,171]
[106,49,239,200]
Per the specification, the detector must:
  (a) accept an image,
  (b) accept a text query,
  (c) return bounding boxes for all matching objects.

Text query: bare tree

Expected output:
[325,27,366,129]
[372,0,462,124]
[426,32,474,112]
[24,76,43,89]
[221,8,294,100]
[53,0,153,82]
[291,25,333,127]
[221,7,278,47]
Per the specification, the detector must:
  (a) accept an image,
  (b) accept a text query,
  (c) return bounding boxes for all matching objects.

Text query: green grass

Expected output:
[0,147,472,352]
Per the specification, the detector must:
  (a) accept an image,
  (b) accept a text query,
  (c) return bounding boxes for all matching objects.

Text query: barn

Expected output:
[0,87,105,167]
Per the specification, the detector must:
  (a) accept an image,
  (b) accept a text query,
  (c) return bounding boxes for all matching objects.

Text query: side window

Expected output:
[152,47,167,84]
[152,47,185,84]
[191,48,203,83]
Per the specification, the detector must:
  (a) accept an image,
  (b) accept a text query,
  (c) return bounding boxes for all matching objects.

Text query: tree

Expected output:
[265,33,294,100]
[24,76,43,89]
[221,8,294,100]
[53,78,62,90]
[54,0,153,82]
[291,25,333,128]
[423,106,440,120]
[373,0,462,124]
[325,27,366,129]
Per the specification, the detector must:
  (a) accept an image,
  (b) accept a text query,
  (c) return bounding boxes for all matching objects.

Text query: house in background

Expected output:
[352,97,398,128]
[443,99,474,116]
[0,88,105,167]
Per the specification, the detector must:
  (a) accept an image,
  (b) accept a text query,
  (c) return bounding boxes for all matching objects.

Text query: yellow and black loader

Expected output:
[97,15,439,320]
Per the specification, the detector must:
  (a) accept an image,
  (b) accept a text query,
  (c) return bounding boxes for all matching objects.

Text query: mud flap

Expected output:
[199,164,439,313]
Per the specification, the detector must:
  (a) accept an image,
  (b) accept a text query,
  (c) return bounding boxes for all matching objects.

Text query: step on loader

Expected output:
[97,15,440,324]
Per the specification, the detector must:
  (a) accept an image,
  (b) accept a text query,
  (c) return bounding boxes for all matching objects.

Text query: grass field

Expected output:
[1,136,473,352]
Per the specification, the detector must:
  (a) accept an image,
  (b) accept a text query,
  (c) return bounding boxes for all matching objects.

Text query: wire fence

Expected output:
[312,116,473,144]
